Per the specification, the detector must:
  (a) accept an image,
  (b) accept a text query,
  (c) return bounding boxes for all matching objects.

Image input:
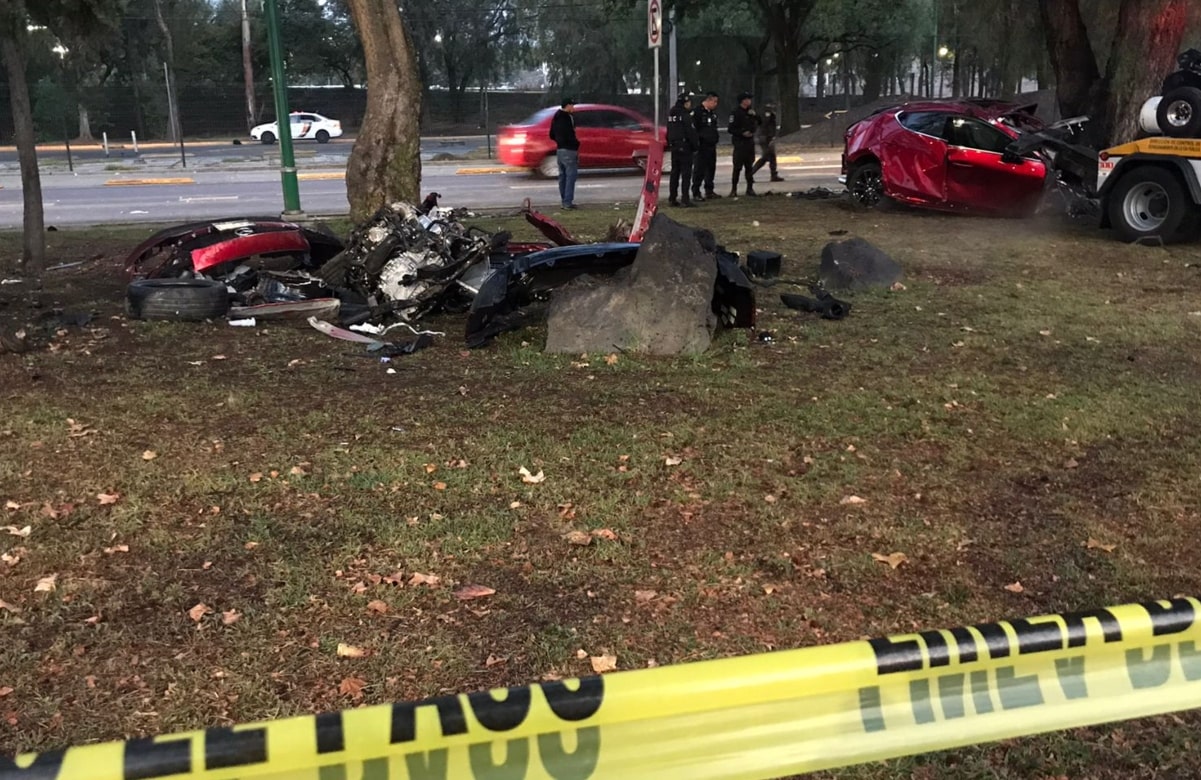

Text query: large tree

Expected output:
[0,5,46,274]
[1039,0,1194,144]
[343,0,422,223]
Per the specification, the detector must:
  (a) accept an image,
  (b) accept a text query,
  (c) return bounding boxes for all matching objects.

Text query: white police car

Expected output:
[250,112,343,144]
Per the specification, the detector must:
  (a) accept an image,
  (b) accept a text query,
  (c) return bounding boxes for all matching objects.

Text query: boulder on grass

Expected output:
[820,237,903,291]
[545,213,718,355]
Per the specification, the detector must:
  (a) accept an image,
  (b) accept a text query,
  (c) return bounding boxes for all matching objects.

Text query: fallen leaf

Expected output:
[244,541,259,550]
[1064,458,1079,469]
[518,466,545,484]
[485,654,507,667]
[84,676,96,689]
[4,500,19,511]
[664,455,683,466]
[557,502,576,519]
[454,584,496,601]
[424,463,438,474]
[102,544,129,554]
[1039,330,1052,337]
[591,528,619,541]
[289,465,307,476]
[0,687,12,697]
[890,281,907,291]
[4,526,30,538]
[84,615,102,625]
[840,495,867,506]
[457,385,468,396]
[211,354,227,360]
[366,600,388,614]
[221,609,241,626]
[2,552,21,566]
[336,643,367,658]
[1004,581,1025,594]
[142,450,157,461]
[634,589,657,603]
[604,353,619,365]
[564,530,592,546]
[34,574,57,593]
[96,493,120,506]
[248,473,263,483]
[338,676,366,699]
[871,552,908,570]
[589,653,618,673]
[1085,538,1117,553]
[202,561,213,570]
[409,573,441,587]
[433,481,447,491]
[764,494,778,504]
[0,599,20,613]
[187,602,211,622]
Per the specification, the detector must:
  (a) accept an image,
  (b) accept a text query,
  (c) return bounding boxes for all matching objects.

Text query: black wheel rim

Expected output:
[852,170,883,206]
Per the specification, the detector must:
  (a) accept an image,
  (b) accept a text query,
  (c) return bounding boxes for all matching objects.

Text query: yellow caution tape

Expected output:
[4,598,1201,780]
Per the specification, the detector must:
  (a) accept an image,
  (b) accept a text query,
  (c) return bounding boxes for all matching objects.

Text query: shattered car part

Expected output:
[125,218,344,280]
[781,290,852,320]
[317,201,492,322]
[229,299,341,321]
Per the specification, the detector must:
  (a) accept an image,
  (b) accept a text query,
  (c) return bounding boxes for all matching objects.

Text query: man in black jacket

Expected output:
[751,102,784,182]
[548,97,580,210]
[728,91,760,197]
[690,92,721,201]
[666,93,698,207]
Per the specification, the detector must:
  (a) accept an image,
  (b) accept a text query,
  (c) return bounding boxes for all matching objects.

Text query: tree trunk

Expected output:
[774,36,801,133]
[1,33,45,274]
[1102,0,1190,144]
[153,0,181,142]
[1037,0,1102,121]
[241,0,257,131]
[77,103,94,143]
[344,0,423,224]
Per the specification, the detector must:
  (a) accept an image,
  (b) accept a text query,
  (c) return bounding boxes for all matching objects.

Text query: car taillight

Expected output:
[1098,151,1109,161]
[501,132,527,145]
[333,121,341,129]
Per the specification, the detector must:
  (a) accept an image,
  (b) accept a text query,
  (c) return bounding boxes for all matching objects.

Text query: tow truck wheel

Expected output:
[847,160,885,208]
[1108,167,1193,243]
[1156,87,1201,138]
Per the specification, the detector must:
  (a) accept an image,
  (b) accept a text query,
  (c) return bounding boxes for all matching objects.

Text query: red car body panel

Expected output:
[189,229,311,273]
[497,103,664,172]
[843,101,1048,216]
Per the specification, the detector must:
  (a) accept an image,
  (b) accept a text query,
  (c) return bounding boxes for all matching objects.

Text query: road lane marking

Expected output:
[457,166,526,175]
[105,177,195,186]
[178,195,239,203]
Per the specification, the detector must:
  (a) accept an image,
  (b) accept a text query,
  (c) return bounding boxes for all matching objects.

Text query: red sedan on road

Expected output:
[840,100,1050,216]
[498,103,663,177]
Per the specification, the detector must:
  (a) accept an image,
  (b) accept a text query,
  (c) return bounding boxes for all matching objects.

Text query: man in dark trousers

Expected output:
[728,91,760,197]
[690,92,721,201]
[666,93,699,207]
[751,102,784,182]
[548,97,580,210]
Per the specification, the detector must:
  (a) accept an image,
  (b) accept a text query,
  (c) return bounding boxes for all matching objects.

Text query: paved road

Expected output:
[0,154,845,229]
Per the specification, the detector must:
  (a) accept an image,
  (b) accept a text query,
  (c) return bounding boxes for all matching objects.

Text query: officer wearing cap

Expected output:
[690,92,721,201]
[666,93,699,207]
[751,102,784,182]
[728,91,760,197]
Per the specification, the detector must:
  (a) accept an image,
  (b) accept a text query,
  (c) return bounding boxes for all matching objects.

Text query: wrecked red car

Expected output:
[841,100,1049,216]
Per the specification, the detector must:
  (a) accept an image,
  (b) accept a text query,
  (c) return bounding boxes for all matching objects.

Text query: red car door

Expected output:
[883,112,950,205]
[572,109,614,167]
[942,117,1047,214]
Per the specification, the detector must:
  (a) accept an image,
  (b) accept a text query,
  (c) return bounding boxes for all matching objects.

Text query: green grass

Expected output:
[2,196,1201,776]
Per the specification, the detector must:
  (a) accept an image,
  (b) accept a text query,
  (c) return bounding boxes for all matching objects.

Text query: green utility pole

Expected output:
[263,0,302,216]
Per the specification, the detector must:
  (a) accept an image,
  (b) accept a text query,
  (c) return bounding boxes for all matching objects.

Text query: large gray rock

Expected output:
[820,237,903,291]
[545,214,718,355]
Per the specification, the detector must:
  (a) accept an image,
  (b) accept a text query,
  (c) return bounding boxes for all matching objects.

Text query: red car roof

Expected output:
[872,99,1040,122]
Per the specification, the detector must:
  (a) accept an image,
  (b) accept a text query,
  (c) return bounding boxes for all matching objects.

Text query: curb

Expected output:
[298,172,345,181]
[456,166,527,175]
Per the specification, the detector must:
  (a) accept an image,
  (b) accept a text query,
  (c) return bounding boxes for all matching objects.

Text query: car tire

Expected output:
[536,155,559,178]
[316,130,330,143]
[847,160,886,208]
[127,279,230,322]
[1107,166,1194,244]
[261,131,276,145]
[1156,87,1201,138]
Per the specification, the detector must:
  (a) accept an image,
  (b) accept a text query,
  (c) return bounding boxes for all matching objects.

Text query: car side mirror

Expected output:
[1001,149,1024,165]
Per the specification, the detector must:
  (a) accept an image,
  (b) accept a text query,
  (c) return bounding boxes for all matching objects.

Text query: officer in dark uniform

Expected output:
[751,102,784,182]
[728,91,760,197]
[666,93,699,207]
[690,92,721,201]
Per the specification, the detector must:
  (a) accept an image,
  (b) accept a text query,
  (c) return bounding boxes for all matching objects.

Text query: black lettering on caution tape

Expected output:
[1141,598,1196,636]
[0,750,65,780]
[124,736,191,780]
[872,610,1127,676]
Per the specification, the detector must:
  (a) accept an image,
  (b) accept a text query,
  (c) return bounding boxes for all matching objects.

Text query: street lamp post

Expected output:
[263,0,303,216]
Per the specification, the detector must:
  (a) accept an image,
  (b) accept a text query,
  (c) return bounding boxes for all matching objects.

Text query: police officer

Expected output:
[666,93,699,207]
[751,102,784,182]
[690,92,721,201]
[728,91,760,197]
